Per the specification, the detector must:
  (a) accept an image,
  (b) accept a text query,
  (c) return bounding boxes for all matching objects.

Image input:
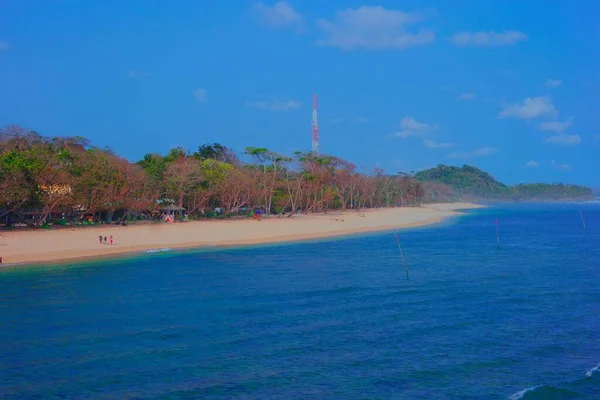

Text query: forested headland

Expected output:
[415,164,593,202]
[0,125,592,227]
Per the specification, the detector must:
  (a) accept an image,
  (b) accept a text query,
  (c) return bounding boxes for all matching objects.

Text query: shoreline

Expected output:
[0,203,485,267]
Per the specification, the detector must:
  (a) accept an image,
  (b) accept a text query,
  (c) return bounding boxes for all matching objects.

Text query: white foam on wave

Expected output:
[145,248,172,254]
[585,362,600,377]
[509,362,599,399]
[508,385,542,400]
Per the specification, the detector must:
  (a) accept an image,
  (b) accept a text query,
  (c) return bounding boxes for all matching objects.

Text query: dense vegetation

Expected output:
[415,165,593,201]
[1,125,592,227]
[0,125,443,227]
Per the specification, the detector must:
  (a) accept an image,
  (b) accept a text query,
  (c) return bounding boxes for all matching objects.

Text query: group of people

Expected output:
[98,235,114,245]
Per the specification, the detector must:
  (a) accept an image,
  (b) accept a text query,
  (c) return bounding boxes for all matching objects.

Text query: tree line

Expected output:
[0,125,454,226]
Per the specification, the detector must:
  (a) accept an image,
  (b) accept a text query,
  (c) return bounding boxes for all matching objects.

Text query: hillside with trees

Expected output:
[415,165,593,202]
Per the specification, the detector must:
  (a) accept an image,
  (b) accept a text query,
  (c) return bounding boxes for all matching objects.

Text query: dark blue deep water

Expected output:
[1,203,599,399]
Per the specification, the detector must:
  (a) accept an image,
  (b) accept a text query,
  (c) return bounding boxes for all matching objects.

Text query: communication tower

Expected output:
[311,93,319,155]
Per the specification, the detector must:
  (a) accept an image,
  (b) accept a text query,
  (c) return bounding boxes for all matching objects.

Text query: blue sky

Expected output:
[0,0,598,186]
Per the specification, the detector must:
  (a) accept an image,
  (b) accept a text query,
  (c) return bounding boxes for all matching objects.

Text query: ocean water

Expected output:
[1,203,599,400]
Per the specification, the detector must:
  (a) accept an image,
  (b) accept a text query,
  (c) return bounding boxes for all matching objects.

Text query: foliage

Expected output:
[1,125,593,226]
[415,164,593,201]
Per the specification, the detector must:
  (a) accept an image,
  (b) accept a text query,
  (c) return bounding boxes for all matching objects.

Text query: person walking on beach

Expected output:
[103,236,107,244]
[99,235,104,244]
[109,235,113,245]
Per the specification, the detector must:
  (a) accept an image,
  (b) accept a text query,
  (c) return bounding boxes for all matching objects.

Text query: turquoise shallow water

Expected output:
[1,203,599,399]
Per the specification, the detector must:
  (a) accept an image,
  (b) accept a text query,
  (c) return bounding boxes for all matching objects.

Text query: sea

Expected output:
[1,202,599,399]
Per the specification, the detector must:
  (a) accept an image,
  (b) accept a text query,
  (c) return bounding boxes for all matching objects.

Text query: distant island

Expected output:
[0,125,593,228]
[415,164,594,202]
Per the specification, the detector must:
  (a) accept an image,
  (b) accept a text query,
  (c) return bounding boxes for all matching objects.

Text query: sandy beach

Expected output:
[0,203,484,265]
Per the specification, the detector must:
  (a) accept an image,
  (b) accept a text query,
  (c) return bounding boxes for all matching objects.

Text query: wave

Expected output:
[569,199,600,205]
[508,362,600,399]
[586,362,600,378]
[145,248,172,254]
[508,385,542,400]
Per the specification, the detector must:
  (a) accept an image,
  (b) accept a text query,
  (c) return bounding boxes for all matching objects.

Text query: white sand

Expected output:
[0,203,484,265]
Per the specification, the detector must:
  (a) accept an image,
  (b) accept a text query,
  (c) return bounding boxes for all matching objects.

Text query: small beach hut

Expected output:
[160,205,186,221]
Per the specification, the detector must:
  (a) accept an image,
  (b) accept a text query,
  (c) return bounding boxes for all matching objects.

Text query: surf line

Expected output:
[393,228,409,280]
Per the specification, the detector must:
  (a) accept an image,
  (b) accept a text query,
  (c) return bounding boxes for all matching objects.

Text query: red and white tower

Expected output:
[311,93,319,155]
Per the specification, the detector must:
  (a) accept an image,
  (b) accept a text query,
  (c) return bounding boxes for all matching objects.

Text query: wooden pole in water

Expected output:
[580,209,587,230]
[495,216,500,249]
[393,229,409,280]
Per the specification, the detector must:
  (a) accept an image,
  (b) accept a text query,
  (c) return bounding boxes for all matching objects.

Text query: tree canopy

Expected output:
[1,125,593,227]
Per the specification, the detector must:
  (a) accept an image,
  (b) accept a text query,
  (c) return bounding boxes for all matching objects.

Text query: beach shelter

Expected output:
[160,205,185,221]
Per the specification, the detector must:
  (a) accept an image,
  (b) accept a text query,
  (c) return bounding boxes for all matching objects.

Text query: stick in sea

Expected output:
[579,209,587,231]
[393,228,409,280]
[494,216,500,249]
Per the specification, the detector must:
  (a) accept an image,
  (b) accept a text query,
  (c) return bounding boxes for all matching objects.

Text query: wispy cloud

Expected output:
[540,117,574,133]
[246,100,302,111]
[545,79,562,88]
[253,2,303,28]
[447,146,498,159]
[450,30,528,47]
[499,96,557,120]
[546,134,581,145]
[473,146,498,156]
[551,160,572,171]
[193,88,207,102]
[456,93,476,101]
[0,41,8,51]
[128,70,152,78]
[423,139,453,148]
[447,151,471,159]
[525,160,539,168]
[391,117,436,138]
[316,6,434,50]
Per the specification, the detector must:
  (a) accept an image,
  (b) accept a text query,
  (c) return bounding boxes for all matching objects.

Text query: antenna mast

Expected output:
[311,93,319,155]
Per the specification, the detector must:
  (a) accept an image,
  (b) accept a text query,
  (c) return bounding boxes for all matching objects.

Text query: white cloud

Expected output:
[447,146,498,158]
[0,41,8,51]
[401,116,432,131]
[423,139,453,148]
[447,151,471,159]
[499,96,557,120]
[545,79,562,88]
[316,6,434,50]
[253,2,303,28]
[551,160,572,171]
[392,116,436,138]
[525,160,539,168]
[456,93,476,101]
[450,30,528,47]
[193,88,207,102]
[472,146,498,156]
[539,117,574,133]
[546,134,581,145]
[128,70,152,78]
[246,100,302,111]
